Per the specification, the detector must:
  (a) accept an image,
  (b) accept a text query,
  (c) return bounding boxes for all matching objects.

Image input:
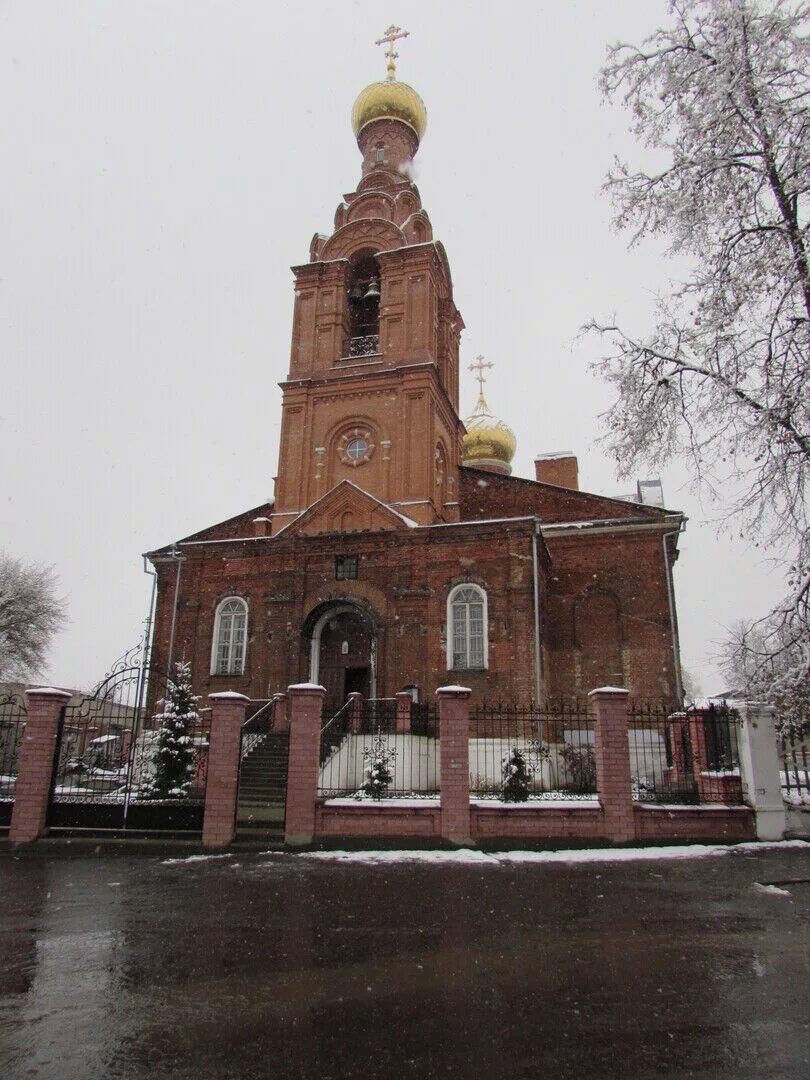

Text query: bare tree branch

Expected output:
[586,0,810,712]
[0,553,68,682]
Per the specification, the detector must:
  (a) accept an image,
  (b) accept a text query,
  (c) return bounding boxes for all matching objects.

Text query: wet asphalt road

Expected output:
[1,844,809,1080]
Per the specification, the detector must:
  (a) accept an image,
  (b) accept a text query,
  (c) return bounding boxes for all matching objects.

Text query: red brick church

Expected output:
[146,35,686,712]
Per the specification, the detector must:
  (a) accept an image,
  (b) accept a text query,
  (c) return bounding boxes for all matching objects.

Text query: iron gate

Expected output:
[0,692,28,827]
[47,662,210,832]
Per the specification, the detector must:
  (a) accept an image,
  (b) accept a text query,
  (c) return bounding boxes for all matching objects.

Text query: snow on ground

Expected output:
[285,847,493,865]
[251,839,809,867]
[162,853,235,865]
[753,882,792,897]
[158,840,810,869]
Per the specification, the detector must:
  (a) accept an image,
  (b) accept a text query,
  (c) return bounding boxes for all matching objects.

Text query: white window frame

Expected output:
[446,583,488,671]
[211,596,248,676]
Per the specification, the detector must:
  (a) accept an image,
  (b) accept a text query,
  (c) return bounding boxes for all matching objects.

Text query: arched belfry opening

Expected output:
[305,601,378,709]
[346,251,381,357]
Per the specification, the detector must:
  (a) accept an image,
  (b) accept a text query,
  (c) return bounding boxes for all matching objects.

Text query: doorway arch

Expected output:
[306,602,378,705]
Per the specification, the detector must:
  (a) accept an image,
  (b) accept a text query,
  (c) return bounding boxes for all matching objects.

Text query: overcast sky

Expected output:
[1,1,784,694]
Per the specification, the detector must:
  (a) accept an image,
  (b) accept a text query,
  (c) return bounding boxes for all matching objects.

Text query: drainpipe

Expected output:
[166,546,185,676]
[662,523,685,705]
[140,556,158,675]
[531,518,542,707]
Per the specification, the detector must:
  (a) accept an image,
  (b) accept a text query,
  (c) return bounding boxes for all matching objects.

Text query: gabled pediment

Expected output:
[277,481,418,538]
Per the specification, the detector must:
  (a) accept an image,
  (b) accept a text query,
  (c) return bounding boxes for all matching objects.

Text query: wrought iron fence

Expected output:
[318,698,439,799]
[0,693,27,826]
[628,706,697,804]
[469,702,597,801]
[780,723,810,804]
[48,665,210,831]
[628,704,743,805]
[702,706,741,766]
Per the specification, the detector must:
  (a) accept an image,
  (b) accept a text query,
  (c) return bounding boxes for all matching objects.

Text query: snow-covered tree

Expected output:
[720,618,810,729]
[141,661,198,799]
[585,1,809,703]
[502,747,532,802]
[361,733,395,800]
[0,553,66,681]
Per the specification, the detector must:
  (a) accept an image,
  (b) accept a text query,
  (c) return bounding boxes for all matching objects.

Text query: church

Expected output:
[146,29,686,714]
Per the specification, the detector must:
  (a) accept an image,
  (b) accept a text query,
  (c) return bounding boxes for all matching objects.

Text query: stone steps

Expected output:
[237,733,289,828]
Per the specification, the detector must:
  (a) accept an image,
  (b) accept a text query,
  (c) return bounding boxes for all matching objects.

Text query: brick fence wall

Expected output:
[7,683,767,849]
[283,685,758,848]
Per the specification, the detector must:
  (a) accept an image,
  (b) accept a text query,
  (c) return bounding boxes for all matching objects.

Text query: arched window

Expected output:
[211,597,248,676]
[345,252,380,357]
[447,584,488,670]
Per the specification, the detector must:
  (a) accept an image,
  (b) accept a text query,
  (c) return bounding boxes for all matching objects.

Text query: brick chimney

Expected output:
[535,452,579,491]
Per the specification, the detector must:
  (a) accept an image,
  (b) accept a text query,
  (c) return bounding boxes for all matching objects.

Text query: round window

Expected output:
[346,437,369,461]
[339,428,376,467]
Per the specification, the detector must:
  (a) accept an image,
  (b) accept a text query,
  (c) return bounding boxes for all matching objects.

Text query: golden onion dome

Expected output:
[462,393,517,474]
[351,79,427,142]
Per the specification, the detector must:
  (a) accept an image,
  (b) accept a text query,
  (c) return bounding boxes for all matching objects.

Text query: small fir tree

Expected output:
[361,733,395,801]
[141,661,198,799]
[502,747,532,802]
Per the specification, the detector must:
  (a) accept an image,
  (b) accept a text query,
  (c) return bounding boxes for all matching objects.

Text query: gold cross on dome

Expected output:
[375,24,409,81]
[469,354,494,398]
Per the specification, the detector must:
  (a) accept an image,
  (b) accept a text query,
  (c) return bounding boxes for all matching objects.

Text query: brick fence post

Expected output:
[284,684,325,847]
[395,692,412,733]
[9,688,72,845]
[272,693,289,733]
[437,685,472,846]
[202,691,249,850]
[733,700,786,841]
[589,686,635,844]
[686,708,714,801]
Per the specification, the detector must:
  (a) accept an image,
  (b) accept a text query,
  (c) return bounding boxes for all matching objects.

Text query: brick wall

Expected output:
[148,504,681,710]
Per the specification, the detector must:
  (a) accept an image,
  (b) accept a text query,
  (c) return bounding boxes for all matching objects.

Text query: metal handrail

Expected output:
[321,699,352,736]
[243,699,274,731]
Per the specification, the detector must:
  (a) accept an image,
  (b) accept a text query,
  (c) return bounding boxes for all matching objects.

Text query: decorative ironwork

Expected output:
[90,635,151,696]
[343,334,380,359]
[469,702,596,801]
[0,693,27,826]
[318,697,439,799]
[47,664,210,832]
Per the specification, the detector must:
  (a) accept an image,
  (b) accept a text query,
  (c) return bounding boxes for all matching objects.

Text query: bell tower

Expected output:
[271,28,465,533]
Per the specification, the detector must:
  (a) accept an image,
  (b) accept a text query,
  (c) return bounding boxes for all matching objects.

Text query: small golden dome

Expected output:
[462,394,517,473]
[351,80,427,142]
